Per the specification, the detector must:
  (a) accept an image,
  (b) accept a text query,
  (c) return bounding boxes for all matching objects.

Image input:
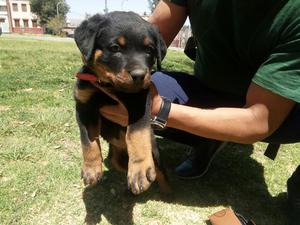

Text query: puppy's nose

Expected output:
[129,69,147,83]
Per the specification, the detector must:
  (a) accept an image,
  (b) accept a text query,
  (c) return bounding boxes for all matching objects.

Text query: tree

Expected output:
[47,16,65,35]
[30,0,70,27]
[148,0,159,13]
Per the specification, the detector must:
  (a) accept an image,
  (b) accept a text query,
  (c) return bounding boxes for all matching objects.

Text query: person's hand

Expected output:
[99,82,163,127]
[150,82,163,117]
[99,100,129,127]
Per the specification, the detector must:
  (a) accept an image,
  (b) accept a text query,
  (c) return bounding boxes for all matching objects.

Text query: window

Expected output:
[32,20,37,28]
[0,18,5,23]
[21,3,27,12]
[12,3,18,11]
[14,19,20,27]
[0,5,7,11]
[23,19,28,28]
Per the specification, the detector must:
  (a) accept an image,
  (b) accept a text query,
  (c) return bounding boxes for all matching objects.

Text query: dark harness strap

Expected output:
[264,143,281,160]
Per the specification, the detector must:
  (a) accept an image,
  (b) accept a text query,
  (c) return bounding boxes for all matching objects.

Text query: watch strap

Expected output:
[151,97,171,129]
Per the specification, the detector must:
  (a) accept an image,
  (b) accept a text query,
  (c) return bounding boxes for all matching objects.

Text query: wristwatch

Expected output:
[151,97,172,130]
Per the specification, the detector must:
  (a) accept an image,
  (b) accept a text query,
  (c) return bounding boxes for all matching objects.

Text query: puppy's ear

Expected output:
[152,26,167,71]
[74,14,106,62]
[156,35,167,70]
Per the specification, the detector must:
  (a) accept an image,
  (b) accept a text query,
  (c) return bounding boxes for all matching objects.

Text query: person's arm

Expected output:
[100,81,295,144]
[155,82,295,144]
[148,0,188,46]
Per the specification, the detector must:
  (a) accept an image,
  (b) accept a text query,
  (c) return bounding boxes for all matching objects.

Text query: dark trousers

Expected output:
[151,71,300,223]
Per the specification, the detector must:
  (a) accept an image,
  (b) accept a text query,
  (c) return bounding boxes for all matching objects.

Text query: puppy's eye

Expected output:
[109,44,121,53]
[145,46,154,54]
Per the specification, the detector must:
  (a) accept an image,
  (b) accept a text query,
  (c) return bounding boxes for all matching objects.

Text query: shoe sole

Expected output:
[177,141,228,180]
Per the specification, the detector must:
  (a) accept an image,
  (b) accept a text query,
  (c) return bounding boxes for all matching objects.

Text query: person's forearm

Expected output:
[167,103,270,144]
[148,0,187,46]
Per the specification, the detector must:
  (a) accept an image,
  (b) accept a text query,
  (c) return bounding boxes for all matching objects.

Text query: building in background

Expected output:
[170,25,191,49]
[0,0,43,34]
[0,0,9,32]
[142,13,191,49]
[61,18,83,38]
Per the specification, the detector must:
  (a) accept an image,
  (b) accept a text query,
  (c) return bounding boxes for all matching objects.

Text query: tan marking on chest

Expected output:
[75,87,97,103]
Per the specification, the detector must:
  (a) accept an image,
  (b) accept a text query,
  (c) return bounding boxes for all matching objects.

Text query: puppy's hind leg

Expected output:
[151,132,171,194]
[109,144,128,172]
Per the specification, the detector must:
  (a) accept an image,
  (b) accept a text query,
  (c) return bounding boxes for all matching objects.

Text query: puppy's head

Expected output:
[74,11,167,93]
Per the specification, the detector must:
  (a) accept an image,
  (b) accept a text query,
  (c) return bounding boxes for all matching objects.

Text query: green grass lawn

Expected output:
[0,35,299,225]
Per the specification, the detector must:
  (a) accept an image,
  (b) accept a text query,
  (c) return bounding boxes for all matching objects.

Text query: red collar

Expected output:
[75,72,98,82]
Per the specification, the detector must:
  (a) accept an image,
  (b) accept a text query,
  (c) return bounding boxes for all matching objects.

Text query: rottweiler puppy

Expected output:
[73,11,169,194]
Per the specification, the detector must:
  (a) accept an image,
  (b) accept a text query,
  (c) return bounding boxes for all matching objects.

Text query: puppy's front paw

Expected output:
[127,159,156,195]
[81,161,103,186]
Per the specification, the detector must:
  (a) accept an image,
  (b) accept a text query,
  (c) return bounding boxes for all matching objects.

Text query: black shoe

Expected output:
[175,140,227,179]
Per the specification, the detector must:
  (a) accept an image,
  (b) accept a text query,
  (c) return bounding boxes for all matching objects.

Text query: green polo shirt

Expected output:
[169,0,300,103]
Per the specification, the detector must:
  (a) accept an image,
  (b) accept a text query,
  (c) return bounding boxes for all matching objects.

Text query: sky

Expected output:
[65,0,151,19]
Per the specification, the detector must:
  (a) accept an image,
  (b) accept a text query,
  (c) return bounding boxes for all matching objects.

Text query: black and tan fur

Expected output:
[74,11,169,194]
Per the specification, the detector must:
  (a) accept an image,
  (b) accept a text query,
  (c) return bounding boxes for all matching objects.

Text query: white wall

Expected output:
[10,0,38,28]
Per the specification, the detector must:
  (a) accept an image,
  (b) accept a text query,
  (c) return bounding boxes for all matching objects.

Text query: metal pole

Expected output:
[121,0,128,10]
[104,0,108,14]
[56,1,62,17]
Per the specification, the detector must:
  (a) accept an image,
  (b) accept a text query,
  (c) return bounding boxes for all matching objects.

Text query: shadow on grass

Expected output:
[82,139,289,225]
